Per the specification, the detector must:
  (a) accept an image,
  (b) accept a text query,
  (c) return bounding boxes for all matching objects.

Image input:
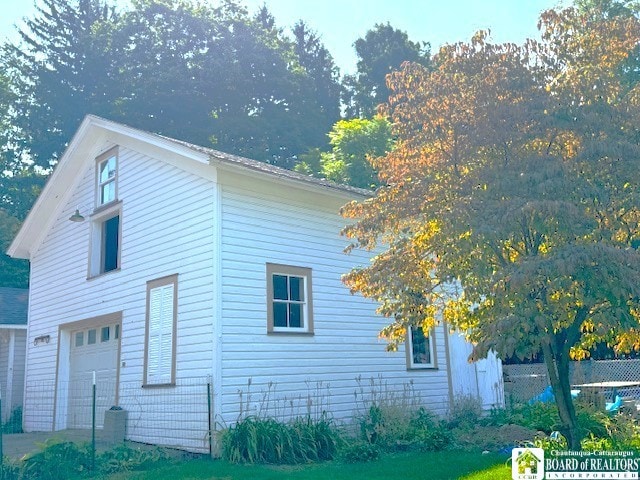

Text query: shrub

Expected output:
[2,408,22,434]
[357,404,451,452]
[340,442,380,463]
[448,395,483,429]
[98,444,170,474]
[220,414,342,464]
[21,440,91,480]
[0,461,20,480]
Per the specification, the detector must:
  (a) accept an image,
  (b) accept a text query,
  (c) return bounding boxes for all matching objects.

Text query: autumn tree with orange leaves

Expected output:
[342,7,640,449]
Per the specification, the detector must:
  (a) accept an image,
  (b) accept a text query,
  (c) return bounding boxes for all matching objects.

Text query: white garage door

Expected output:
[68,323,120,429]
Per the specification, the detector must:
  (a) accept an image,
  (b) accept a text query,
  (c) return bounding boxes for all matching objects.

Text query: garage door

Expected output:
[68,323,120,429]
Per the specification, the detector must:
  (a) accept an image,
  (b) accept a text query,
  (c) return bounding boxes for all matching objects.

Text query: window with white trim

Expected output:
[407,326,436,369]
[144,274,178,386]
[97,149,118,207]
[266,263,313,334]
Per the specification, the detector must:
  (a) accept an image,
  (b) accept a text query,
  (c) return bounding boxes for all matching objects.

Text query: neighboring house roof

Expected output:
[0,288,28,325]
[7,115,372,260]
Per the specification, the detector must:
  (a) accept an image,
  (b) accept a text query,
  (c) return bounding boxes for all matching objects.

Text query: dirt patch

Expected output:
[453,424,541,451]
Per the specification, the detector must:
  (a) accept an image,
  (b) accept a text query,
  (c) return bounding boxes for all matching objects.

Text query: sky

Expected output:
[0,0,569,75]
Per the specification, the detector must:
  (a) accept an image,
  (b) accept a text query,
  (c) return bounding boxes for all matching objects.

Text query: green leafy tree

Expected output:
[0,209,29,288]
[3,0,119,168]
[343,23,431,118]
[320,117,393,188]
[342,9,640,449]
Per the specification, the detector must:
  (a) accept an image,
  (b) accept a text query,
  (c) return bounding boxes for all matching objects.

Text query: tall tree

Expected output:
[343,23,431,118]
[3,0,342,170]
[341,9,640,450]
[3,0,119,168]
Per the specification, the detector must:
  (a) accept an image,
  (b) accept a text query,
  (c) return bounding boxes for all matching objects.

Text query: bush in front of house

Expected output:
[20,440,92,480]
[357,404,452,452]
[220,414,343,464]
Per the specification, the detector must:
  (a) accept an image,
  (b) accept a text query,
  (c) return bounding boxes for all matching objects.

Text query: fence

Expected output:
[18,376,213,454]
[503,359,640,403]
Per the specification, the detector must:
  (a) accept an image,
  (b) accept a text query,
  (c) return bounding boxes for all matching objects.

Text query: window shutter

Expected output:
[147,284,174,384]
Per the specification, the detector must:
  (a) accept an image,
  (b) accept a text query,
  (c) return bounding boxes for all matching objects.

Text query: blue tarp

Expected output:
[528,386,581,405]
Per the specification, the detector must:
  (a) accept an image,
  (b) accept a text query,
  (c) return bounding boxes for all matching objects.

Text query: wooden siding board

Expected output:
[219,182,452,424]
[24,146,216,432]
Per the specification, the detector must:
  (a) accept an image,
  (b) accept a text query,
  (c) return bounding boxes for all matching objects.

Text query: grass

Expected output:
[106,450,507,480]
[460,463,511,480]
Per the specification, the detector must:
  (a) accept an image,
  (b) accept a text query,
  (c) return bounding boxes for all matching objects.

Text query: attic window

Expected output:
[97,148,118,207]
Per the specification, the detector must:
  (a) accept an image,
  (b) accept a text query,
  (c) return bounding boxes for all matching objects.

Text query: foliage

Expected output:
[1,0,341,170]
[340,442,380,463]
[357,404,452,452]
[343,23,431,118]
[341,6,640,449]
[0,210,29,288]
[323,117,393,188]
[448,395,484,429]
[20,440,92,480]
[97,444,170,474]
[0,461,19,480]
[2,407,23,434]
[220,414,342,464]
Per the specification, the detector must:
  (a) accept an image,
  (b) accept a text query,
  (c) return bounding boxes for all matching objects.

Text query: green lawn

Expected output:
[107,451,507,480]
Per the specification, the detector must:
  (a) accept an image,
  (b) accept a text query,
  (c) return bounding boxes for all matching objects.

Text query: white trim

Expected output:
[0,324,27,330]
[211,182,223,451]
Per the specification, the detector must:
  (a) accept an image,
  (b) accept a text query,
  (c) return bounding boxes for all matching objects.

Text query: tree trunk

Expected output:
[542,342,582,449]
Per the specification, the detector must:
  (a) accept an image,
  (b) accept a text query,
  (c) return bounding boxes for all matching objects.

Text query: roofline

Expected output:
[8,114,372,259]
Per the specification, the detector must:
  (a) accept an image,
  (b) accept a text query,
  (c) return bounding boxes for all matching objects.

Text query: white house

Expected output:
[8,115,502,452]
[0,287,28,423]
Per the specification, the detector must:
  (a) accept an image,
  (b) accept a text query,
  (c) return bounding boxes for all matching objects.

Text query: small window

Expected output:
[87,329,97,345]
[75,332,84,347]
[266,264,313,334]
[101,326,110,342]
[97,150,117,206]
[114,324,120,339]
[407,326,436,369]
[101,215,120,273]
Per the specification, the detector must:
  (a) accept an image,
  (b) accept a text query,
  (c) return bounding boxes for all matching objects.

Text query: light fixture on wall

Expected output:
[33,334,50,346]
[69,207,85,222]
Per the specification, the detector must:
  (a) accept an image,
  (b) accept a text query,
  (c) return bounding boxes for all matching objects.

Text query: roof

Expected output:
[0,288,28,325]
[7,115,372,260]
[166,136,372,197]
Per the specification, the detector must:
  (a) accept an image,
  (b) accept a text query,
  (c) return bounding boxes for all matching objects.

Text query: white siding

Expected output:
[218,173,452,425]
[25,144,216,445]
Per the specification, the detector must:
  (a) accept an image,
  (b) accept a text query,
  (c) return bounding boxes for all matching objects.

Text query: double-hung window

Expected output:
[266,263,313,334]
[144,274,178,386]
[97,149,117,206]
[406,326,436,369]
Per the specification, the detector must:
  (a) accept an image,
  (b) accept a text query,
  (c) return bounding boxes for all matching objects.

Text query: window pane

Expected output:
[100,156,116,183]
[88,329,97,345]
[411,327,431,364]
[115,324,120,339]
[102,215,120,273]
[273,275,288,300]
[273,301,288,327]
[101,326,110,342]
[289,276,303,302]
[101,181,115,204]
[289,303,302,328]
[75,332,84,347]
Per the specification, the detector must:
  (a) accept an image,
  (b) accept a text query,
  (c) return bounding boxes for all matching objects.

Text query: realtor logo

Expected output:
[512,447,544,480]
